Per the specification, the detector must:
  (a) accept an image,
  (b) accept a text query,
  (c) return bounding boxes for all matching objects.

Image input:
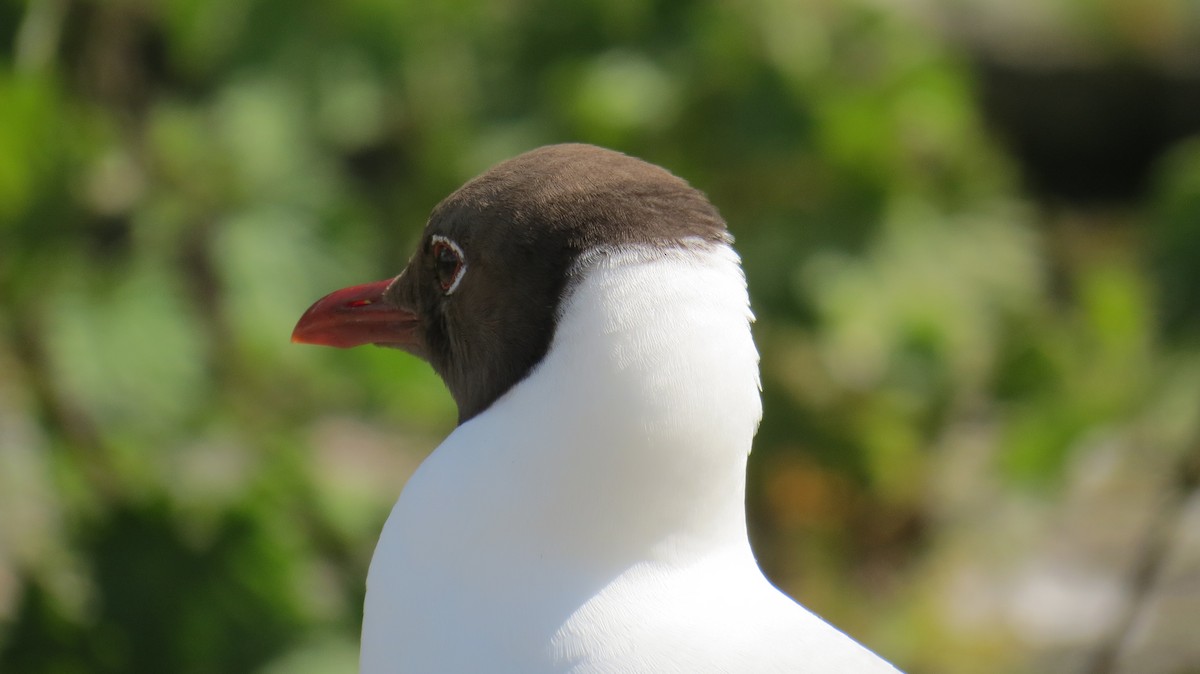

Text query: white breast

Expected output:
[359,242,898,673]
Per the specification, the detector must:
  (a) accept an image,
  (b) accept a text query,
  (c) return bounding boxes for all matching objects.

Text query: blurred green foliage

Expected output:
[2,0,1199,672]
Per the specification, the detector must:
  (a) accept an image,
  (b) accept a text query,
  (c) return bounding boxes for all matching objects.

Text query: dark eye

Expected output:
[430,236,466,293]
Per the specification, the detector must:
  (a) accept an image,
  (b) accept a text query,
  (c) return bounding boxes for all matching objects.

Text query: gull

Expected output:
[293,143,901,673]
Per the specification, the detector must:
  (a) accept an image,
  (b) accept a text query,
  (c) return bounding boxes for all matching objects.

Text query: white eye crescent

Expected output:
[430,235,467,294]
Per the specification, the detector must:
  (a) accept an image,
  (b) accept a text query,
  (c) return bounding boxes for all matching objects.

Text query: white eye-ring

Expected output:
[430,235,467,294]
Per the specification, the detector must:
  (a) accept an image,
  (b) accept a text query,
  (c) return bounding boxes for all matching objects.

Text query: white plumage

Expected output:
[360,243,899,673]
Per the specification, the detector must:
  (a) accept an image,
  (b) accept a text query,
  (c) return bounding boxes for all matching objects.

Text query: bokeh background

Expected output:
[2,0,1200,672]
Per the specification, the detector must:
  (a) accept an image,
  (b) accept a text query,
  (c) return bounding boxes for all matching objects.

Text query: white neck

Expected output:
[363,242,765,669]
[429,243,759,559]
